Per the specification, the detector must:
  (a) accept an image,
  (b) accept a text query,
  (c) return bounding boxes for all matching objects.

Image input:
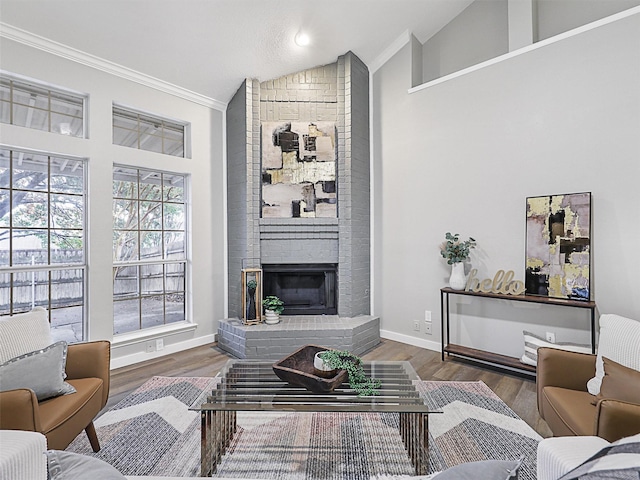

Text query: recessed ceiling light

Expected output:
[294,32,310,47]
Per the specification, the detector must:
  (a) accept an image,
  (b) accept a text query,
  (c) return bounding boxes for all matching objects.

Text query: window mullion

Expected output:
[160,172,165,259]
[47,89,51,133]
[161,122,165,155]
[137,172,142,331]
[8,150,13,268]
[9,80,14,125]
[162,264,166,326]
[47,156,51,265]
[47,270,52,320]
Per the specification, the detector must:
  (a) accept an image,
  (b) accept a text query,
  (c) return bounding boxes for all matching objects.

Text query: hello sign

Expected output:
[465,269,526,296]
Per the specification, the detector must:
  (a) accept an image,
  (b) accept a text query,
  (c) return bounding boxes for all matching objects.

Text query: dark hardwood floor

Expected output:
[107,338,553,437]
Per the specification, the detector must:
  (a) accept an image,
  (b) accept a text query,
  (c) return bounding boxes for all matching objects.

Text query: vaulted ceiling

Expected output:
[0,0,474,105]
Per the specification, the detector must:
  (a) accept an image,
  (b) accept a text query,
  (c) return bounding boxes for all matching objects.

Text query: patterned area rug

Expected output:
[67,377,541,479]
[68,376,220,477]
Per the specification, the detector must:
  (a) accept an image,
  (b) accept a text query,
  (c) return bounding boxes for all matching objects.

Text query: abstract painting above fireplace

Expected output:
[261,121,337,219]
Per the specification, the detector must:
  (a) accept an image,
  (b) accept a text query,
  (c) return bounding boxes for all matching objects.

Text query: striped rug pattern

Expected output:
[66,377,541,479]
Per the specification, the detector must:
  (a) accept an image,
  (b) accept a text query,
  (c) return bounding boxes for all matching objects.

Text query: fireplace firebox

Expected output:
[262,264,337,315]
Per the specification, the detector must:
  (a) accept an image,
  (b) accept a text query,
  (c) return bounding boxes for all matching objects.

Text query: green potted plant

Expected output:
[439,232,476,265]
[317,349,381,396]
[263,295,284,324]
[440,232,476,290]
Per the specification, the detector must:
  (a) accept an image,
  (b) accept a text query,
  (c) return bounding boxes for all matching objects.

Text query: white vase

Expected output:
[449,262,467,290]
[313,351,336,377]
[264,309,280,324]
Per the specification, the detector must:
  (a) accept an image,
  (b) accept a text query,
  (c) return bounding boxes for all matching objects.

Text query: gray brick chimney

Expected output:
[226,52,370,318]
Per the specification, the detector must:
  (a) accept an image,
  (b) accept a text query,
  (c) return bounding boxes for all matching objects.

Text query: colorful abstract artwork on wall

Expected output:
[525,192,591,301]
[261,122,337,218]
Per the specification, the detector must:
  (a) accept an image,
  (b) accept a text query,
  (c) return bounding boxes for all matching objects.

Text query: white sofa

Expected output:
[536,435,610,480]
[0,430,257,480]
[3,429,636,480]
[537,434,640,479]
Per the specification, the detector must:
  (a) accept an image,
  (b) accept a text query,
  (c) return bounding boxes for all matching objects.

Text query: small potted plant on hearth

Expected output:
[263,295,284,324]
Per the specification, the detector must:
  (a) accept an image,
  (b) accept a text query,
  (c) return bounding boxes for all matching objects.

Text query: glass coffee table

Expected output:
[192,359,439,477]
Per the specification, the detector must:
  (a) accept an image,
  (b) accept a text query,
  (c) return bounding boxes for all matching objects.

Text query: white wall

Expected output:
[0,37,226,366]
[422,0,509,83]
[536,0,640,41]
[373,11,640,357]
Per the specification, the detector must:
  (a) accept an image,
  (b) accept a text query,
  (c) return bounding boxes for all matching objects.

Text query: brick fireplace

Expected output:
[220,51,379,359]
[262,264,337,315]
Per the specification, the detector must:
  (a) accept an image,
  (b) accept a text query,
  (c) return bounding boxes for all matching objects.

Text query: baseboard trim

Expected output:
[111,329,438,369]
[380,329,441,352]
[110,333,217,370]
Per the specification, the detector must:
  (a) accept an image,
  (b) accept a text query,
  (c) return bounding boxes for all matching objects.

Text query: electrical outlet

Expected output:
[146,341,155,353]
[413,320,420,331]
[425,310,432,322]
[156,338,164,351]
[424,322,432,334]
[545,332,556,343]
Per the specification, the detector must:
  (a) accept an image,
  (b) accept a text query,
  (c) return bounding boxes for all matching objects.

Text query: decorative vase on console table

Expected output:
[440,232,476,291]
[449,262,467,290]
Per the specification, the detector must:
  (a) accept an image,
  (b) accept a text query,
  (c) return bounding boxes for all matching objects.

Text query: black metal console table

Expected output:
[440,287,597,375]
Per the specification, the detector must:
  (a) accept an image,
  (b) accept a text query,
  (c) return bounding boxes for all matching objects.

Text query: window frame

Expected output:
[0,145,88,341]
[0,71,88,138]
[112,104,190,158]
[112,165,189,335]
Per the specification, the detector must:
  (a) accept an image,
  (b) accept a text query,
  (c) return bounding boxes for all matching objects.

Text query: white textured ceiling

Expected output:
[0,0,474,105]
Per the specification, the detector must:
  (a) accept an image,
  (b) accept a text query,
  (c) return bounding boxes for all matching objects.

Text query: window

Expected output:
[0,147,87,342]
[0,74,85,137]
[112,166,187,334]
[112,106,186,157]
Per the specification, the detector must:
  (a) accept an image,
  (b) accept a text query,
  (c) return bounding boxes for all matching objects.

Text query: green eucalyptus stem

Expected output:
[318,349,381,396]
[440,232,476,265]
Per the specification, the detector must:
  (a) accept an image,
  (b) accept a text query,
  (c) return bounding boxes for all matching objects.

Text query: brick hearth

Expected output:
[217,315,380,360]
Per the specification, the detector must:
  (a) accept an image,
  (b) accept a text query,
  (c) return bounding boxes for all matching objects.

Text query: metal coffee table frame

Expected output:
[193,360,439,477]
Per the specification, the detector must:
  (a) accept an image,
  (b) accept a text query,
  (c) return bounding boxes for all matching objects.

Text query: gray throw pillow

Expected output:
[434,459,521,479]
[46,450,126,480]
[0,341,76,401]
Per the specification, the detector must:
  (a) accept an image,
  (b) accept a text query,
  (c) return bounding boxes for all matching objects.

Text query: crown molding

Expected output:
[368,29,412,74]
[0,22,227,111]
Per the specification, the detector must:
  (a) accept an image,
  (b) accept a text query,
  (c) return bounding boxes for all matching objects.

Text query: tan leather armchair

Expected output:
[0,340,110,451]
[536,347,640,442]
